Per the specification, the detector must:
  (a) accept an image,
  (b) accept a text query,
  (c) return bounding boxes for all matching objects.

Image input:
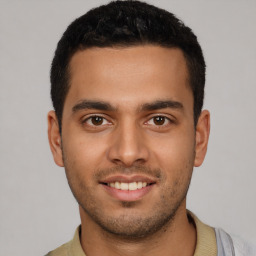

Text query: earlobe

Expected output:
[47,110,64,167]
[194,110,210,167]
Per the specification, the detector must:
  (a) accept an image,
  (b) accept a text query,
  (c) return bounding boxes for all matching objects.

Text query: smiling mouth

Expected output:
[100,178,156,201]
[102,181,153,191]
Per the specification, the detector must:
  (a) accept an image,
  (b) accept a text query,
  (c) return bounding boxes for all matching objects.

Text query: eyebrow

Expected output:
[72,99,183,114]
[140,100,184,112]
[72,100,116,113]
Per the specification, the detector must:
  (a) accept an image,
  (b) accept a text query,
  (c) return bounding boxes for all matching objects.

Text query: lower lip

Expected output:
[102,184,154,202]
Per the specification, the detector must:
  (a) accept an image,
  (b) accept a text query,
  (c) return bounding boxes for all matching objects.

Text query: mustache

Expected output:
[94,165,163,181]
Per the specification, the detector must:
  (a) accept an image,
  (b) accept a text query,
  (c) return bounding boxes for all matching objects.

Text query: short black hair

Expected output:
[51,0,206,131]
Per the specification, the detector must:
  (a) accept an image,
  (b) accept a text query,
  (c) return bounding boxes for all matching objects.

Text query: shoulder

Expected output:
[44,241,71,256]
[216,228,256,256]
[232,234,256,256]
[44,226,84,256]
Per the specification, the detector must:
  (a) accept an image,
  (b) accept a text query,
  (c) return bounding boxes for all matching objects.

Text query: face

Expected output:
[48,46,210,238]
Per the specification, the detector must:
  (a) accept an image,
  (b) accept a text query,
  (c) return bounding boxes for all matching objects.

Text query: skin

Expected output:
[48,46,210,256]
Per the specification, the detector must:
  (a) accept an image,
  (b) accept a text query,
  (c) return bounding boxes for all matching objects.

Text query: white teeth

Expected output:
[120,183,129,190]
[108,181,149,190]
[115,181,120,189]
[128,182,137,191]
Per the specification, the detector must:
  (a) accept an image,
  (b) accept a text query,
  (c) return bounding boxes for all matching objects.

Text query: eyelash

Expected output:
[145,115,173,127]
[81,114,174,129]
[82,115,111,127]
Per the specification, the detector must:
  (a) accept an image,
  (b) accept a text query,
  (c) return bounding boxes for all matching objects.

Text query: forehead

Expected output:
[64,46,192,112]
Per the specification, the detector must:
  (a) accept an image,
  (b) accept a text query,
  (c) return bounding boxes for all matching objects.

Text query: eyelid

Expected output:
[80,113,175,128]
[81,114,112,126]
[144,114,175,126]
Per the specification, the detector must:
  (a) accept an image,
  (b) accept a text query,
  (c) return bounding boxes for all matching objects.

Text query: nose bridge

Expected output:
[107,118,149,166]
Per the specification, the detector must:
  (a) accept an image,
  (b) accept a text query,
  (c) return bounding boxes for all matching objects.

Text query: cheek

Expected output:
[147,130,195,193]
[149,129,195,167]
[61,135,102,200]
[62,130,109,173]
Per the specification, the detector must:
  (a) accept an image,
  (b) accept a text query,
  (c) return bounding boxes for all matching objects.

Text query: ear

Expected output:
[194,110,210,167]
[47,110,64,167]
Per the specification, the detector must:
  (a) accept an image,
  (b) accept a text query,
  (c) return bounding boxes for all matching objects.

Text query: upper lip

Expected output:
[99,175,157,184]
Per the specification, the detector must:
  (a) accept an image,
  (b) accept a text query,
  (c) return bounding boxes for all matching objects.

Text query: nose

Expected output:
[107,121,150,167]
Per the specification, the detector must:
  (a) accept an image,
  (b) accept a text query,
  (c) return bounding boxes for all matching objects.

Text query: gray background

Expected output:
[0,0,255,255]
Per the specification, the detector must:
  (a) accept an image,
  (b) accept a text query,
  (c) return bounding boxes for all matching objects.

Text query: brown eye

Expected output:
[91,116,104,125]
[146,115,173,129]
[82,115,111,129]
[153,116,166,125]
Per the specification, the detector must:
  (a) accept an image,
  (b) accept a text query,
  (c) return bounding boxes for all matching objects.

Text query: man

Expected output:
[46,1,252,255]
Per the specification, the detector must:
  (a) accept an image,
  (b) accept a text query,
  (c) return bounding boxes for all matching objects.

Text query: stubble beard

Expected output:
[64,160,194,239]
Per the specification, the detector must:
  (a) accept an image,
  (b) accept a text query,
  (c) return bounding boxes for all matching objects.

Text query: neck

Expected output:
[79,202,196,256]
